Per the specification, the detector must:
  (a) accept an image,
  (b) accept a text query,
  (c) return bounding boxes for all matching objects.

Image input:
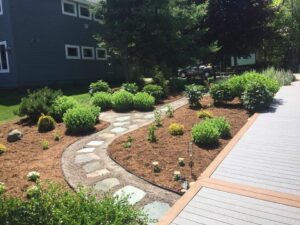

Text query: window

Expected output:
[0,0,3,15]
[96,48,107,60]
[78,4,92,20]
[81,46,95,60]
[0,41,9,73]
[65,45,80,59]
[94,11,104,23]
[62,0,77,17]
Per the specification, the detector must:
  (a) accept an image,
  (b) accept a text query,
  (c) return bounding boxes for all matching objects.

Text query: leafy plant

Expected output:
[51,96,78,121]
[41,140,49,150]
[37,114,56,132]
[89,80,111,94]
[91,92,112,111]
[210,82,234,103]
[147,124,157,143]
[208,117,231,139]
[185,84,205,108]
[168,123,184,136]
[169,77,187,93]
[165,105,174,118]
[152,161,161,173]
[26,185,41,199]
[173,171,181,181]
[178,158,185,167]
[63,106,99,133]
[133,92,155,111]
[143,84,164,102]
[154,110,162,127]
[121,83,139,94]
[27,171,40,183]
[16,87,62,122]
[111,90,134,112]
[197,110,214,119]
[191,121,220,146]
[0,144,7,155]
[53,131,61,141]
[123,136,133,149]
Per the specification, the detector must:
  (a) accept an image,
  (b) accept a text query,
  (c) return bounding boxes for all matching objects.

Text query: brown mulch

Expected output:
[0,120,109,197]
[108,97,250,193]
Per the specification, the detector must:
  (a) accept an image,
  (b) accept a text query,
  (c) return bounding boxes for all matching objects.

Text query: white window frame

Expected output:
[81,46,95,60]
[78,4,92,20]
[0,41,10,73]
[95,48,107,60]
[0,0,3,15]
[93,13,104,24]
[61,0,77,17]
[65,44,80,59]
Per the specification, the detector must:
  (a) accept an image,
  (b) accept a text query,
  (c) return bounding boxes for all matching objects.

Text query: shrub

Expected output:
[111,90,134,112]
[191,121,220,145]
[51,96,78,121]
[91,92,112,111]
[242,80,274,111]
[185,84,205,108]
[0,144,7,155]
[154,110,162,127]
[26,185,41,199]
[197,110,214,119]
[121,83,139,94]
[90,106,101,121]
[165,105,174,118]
[147,124,157,143]
[89,80,111,94]
[17,87,62,122]
[0,182,149,225]
[63,106,98,133]
[153,70,170,96]
[208,117,231,138]
[53,131,61,141]
[226,75,247,98]
[37,114,56,132]
[41,140,49,150]
[143,84,164,102]
[27,171,40,182]
[133,92,155,111]
[178,158,185,167]
[168,123,184,136]
[262,67,294,86]
[210,83,235,103]
[169,77,187,92]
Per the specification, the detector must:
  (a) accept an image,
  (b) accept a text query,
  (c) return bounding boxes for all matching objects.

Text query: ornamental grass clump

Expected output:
[37,114,56,132]
[111,90,134,112]
[91,92,112,111]
[133,92,155,111]
[168,123,184,136]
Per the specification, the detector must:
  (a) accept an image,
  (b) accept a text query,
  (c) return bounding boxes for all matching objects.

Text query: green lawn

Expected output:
[0,86,91,123]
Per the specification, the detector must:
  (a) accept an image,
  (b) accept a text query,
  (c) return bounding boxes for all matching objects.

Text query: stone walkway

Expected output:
[61,97,188,224]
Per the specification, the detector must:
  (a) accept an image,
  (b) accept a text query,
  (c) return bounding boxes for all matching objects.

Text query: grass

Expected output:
[0,85,91,123]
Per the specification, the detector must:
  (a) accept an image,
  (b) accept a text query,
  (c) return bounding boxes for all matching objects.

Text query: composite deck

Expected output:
[159,81,300,225]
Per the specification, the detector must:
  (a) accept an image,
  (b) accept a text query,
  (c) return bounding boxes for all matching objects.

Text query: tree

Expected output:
[93,0,212,80]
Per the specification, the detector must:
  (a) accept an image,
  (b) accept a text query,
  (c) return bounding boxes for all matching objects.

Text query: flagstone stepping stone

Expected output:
[99,133,115,139]
[133,113,143,118]
[129,124,138,130]
[87,141,104,147]
[111,127,127,134]
[143,201,170,225]
[116,116,130,122]
[161,107,168,112]
[83,162,102,173]
[144,114,154,119]
[77,147,95,153]
[133,119,147,123]
[114,185,146,205]
[87,169,110,178]
[75,153,100,164]
[113,121,130,127]
[94,178,120,192]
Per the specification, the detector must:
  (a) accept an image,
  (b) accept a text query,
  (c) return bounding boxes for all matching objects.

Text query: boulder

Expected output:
[7,129,23,142]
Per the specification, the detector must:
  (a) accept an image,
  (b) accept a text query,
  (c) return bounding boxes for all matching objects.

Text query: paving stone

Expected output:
[77,147,95,153]
[94,178,120,192]
[133,113,143,118]
[161,107,168,112]
[83,162,102,173]
[113,121,130,127]
[114,185,146,205]
[116,116,131,122]
[87,141,104,147]
[129,124,138,130]
[144,114,154,119]
[99,133,115,139]
[143,201,170,225]
[133,119,147,123]
[75,154,100,164]
[110,127,127,134]
[87,169,110,178]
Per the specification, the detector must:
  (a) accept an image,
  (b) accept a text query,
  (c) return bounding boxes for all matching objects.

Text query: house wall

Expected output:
[0,0,18,88]
[4,0,124,88]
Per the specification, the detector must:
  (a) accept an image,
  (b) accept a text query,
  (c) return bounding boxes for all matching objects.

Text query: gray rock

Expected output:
[7,129,23,142]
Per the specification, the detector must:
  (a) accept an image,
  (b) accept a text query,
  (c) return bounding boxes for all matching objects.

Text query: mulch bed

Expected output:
[0,120,109,197]
[108,97,249,193]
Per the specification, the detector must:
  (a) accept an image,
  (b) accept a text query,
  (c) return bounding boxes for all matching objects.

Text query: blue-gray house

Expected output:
[0,0,121,88]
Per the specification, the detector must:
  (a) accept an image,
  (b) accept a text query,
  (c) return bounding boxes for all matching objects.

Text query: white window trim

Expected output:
[61,0,77,17]
[0,0,3,16]
[95,48,107,60]
[0,41,10,74]
[81,46,95,60]
[78,4,92,20]
[93,13,104,24]
[65,44,80,59]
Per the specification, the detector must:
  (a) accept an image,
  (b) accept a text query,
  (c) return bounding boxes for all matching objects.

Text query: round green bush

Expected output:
[37,114,56,132]
[208,117,231,138]
[210,83,234,103]
[242,81,274,111]
[133,92,155,111]
[89,80,111,94]
[63,106,98,133]
[191,121,220,145]
[143,84,164,102]
[51,96,78,121]
[111,90,134,112]
[121,83,139,94]
[91,92,112,111]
